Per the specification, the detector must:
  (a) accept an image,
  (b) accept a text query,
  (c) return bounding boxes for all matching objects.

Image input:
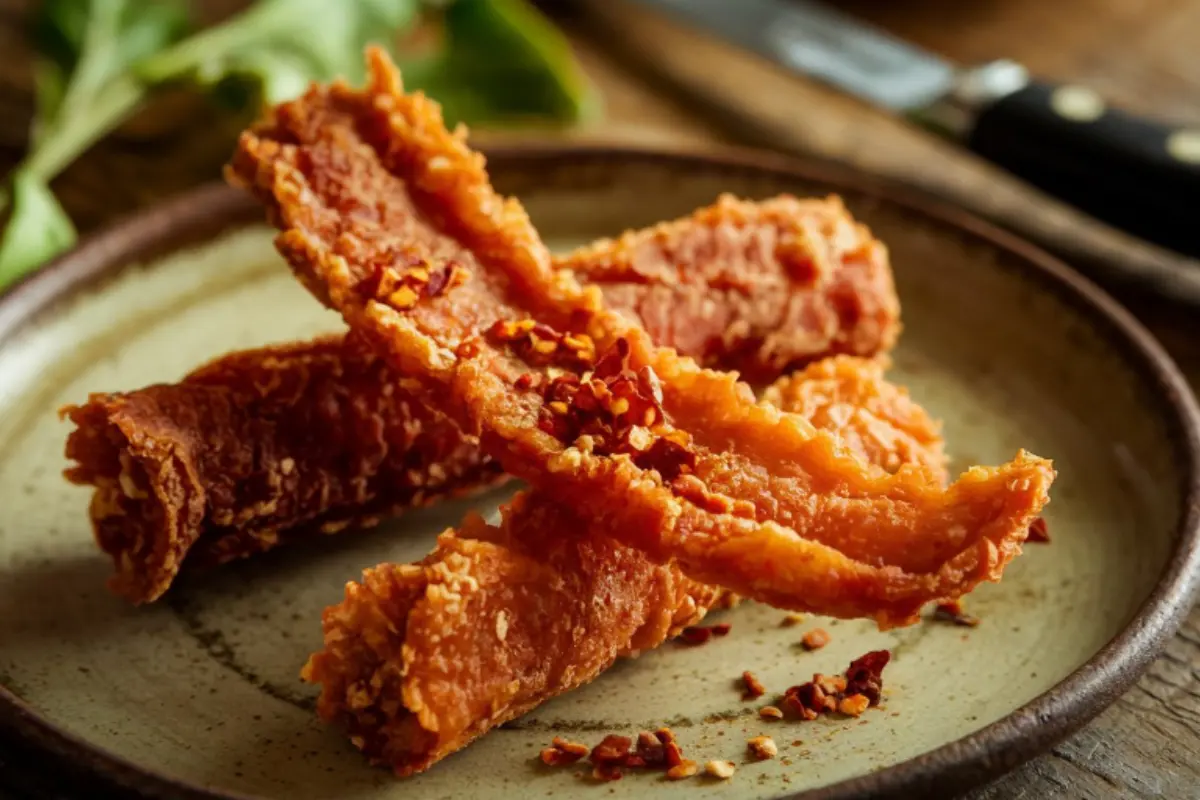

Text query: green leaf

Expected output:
[134,0,593,126]
[30,61,67,146]
[136,0,422,104]
[403,0,597,126]
[32,0,189,104]
[27,0,189,166]
[0,171,77,289]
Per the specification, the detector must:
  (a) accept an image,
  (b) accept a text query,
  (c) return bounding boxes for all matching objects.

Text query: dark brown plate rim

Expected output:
[1,143,1198,800]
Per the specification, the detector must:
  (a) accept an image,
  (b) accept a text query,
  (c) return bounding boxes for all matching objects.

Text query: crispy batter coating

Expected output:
[559,193,899,383]
[762,356,946,479]
[302,359,941,776]
[62,193,898,604]
[230,49,1054,625]
[62,335,501,603]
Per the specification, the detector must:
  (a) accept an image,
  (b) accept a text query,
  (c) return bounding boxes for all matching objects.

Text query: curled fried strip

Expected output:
[303,359,940,776]
[229,49,1053,624]
[63,192,897,604]
[62,336,502,603]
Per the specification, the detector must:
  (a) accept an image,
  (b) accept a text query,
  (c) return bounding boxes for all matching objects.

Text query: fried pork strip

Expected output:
[63,194,898,605]
[230,49,1053,625]
[62,335,503,604]
[302,358,942,776]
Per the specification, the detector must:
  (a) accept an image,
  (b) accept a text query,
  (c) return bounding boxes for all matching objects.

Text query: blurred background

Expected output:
[0,0,1194,366]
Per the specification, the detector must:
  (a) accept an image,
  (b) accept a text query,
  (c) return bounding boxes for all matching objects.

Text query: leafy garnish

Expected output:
[0,0,594,290]
[0,171,77,287]
[401,0,597,126]
[136,0,422,104]
[1,0,189,280]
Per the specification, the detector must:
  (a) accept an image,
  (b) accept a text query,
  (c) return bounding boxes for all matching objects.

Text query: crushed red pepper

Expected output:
[782,650,891,721]
[489,319,597,370]
[542,727,698,782]
[540,736,590,766]
[1027,516,1051,543]
[535,338,711,496]
[742,670,766,699]
[359,256,468,309]
[844,650,891,706]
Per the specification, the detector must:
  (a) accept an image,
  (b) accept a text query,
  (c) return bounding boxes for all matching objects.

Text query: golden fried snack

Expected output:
[63,192,898,604]
[762,356,946,478]
[230,49,1053,624]
[62,335,502,604]
[559,194,899,383]
[302,359,941,776]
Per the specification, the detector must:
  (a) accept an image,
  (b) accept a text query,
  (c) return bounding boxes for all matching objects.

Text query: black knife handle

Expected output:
[966,81,1200,257]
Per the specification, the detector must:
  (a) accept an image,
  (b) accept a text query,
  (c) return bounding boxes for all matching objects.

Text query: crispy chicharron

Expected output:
[64,190,898,603]
[229,49,1053,625]
[302,357,944,776]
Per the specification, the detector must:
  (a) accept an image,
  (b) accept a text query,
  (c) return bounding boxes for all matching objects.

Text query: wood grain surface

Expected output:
[0,1,1198,798]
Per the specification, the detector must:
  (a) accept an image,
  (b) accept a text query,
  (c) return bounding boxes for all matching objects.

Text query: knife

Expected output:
[631,0,1200,258]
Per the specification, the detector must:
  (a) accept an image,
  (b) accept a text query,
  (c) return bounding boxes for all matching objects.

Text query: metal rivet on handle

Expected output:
[1166,130,1200,164]
[1050,86,1105,123]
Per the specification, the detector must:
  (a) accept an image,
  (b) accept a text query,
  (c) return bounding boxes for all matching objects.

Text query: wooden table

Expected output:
[1,1,1198,797]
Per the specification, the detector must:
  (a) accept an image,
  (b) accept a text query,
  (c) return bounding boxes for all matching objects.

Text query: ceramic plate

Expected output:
[0,146,1197,800]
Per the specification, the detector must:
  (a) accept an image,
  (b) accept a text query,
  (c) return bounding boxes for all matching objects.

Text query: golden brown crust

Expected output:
[762,356,947,479]
[558,193,899,383]
[62,191,899,603]
[302,496,722,775]
[62,335,501,603]
[230,49,1054,625]
[302,358,941,776]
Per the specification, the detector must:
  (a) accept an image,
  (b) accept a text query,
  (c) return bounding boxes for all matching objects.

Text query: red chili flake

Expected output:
[814,674,847,696]
[593,337,631,379]
[638,365,664,407]
[488,318,594,370]
[663,740,685,768]
[589,734,632,765]
[844,650,890,707]
[711,622,732,637]
[1027,516,1051,543]
[634,436,696,481]
[742,670,766,699]
[783,681,836,721]
[680,626,713,645]
[801,628,831,651]
[539,736,589,766]
[424,264,453,296]
[515,373,535,390]
[635,731,665,766]
[933,600,980,628]
[782,650,892,722]
[591,764,622,782]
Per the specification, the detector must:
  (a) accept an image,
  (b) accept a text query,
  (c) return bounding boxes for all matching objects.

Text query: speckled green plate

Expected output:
[1,145,1198,800]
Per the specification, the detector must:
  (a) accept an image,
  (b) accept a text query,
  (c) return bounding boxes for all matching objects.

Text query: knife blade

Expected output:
[633,0,1200,259]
